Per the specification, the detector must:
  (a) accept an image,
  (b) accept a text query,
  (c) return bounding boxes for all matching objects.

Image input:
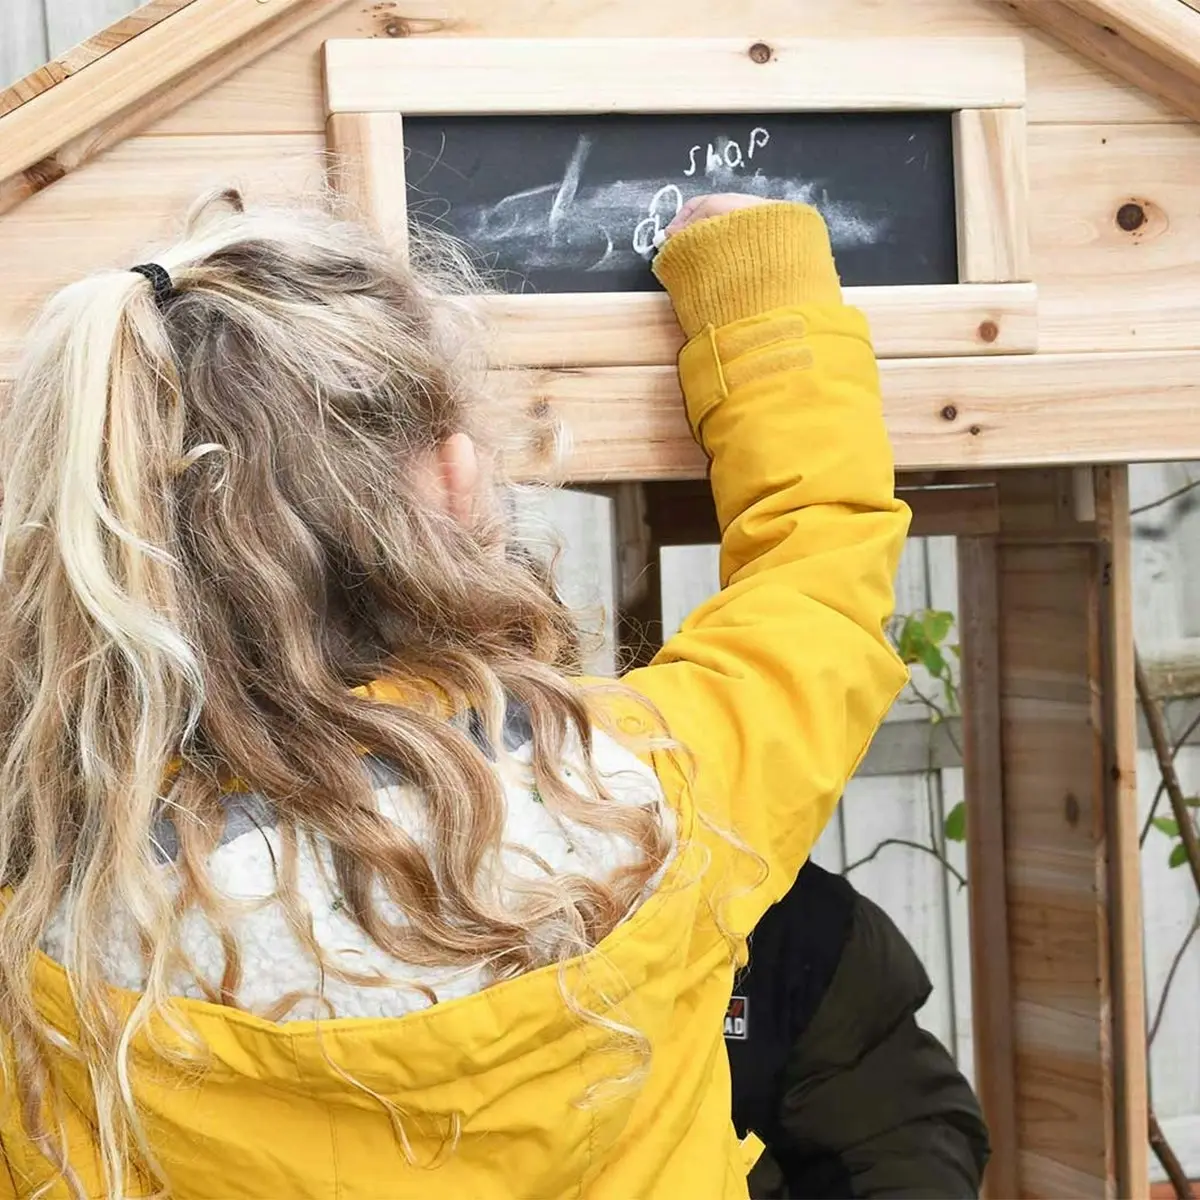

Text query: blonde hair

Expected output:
[0,191,672,1196]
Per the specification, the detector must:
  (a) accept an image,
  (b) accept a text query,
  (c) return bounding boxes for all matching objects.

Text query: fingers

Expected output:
[663,193,771,238]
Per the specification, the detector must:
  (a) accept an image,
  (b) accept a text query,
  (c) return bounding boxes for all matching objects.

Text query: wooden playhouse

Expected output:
[4,1,1200,1195]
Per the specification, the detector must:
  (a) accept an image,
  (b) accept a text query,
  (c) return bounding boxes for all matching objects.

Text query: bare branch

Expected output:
[1148,910,1200,1046]
[1150,1109,1196,1199]
[1131,476,1200,518]
[843,837,967,889]
[1136,653,1200,899]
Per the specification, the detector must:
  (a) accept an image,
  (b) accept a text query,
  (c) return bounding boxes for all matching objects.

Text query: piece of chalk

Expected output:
[653,229,667,249]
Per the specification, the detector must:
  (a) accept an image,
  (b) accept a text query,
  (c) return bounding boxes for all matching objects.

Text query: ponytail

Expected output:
[0,264,202,1196]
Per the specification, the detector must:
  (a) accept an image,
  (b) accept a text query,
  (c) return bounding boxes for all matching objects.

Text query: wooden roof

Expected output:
[1005,0,1200,124]
[0,0,351,217]
[1,0,1199,219]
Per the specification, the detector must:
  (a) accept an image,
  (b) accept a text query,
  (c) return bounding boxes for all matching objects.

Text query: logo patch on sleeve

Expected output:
[723,995,749,1040]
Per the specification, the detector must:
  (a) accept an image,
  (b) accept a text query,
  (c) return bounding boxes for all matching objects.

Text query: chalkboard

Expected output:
[403,112,958,293]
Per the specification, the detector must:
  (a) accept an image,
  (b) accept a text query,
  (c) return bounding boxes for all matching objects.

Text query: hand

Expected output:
[664,193,772,239]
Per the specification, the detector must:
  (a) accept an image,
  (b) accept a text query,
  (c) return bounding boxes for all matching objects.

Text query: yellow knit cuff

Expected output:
[652,203,842,339]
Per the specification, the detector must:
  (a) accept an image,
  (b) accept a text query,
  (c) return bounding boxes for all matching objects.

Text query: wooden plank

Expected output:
[0,133,326,375]
[476,285,1038,367]
[1032,122,1200,353]
[954,108,1033,283]
[326,111,408,245]
[1007,0,1200,125]
[493,351,1200,483]
[994,468,1137,1196]
[612,484,662,670]
[957,534,1020,1200]
[323,36,1027,115]
[618,479,1000,545]
[0,0,352,216]
[41,0,185,68]
[145,2,1182,136]
[1,0,187,115]
[1095,466,1150,1199]
[0,0,50,99]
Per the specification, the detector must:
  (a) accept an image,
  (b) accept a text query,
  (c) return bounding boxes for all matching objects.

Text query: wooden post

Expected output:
[612,482,662,671]
[325,111,408,245]
[957,534,1019,1199]
[993,468,1147,1199]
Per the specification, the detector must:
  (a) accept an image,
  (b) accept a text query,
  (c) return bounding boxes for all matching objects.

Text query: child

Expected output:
[0,189,909,1199]
[729,860,990,1198]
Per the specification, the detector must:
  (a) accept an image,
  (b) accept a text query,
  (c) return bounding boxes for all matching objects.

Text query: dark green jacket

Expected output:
[727,861,990,1198]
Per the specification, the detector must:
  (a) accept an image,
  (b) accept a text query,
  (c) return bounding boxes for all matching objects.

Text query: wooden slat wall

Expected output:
[2,0,1199,1187]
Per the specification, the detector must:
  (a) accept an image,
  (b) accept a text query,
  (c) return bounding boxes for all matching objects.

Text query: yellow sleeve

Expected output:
[623,203,911,936]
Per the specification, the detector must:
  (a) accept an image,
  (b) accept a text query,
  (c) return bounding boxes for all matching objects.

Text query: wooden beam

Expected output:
[612,484,662,671]
[0,0,194,118]
[609,479,1001,546]
[1006,0,1200,124]
[995,468,1147,1198]
[498,351,1200,482]
[957,534,1019,1200]
[1095,467,1149,1199]
[326,112,409,247]
[954,109,1032,283]
[0,0,353,218]
[323,36,1027,115]
[478,285,1037,367]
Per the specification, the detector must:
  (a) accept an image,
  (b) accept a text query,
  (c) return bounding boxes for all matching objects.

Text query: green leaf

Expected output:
[897,618,925,665]
[943,801,967,843]
[1169,843,1188,869]
[918,644,948,678]
[924,611,954,645]
[949,643,962,660]
[1187,796,1200,808]
[1152,817,1180,838]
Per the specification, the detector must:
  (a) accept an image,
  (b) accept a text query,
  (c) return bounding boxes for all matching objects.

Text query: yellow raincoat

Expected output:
[0,203,909,1198]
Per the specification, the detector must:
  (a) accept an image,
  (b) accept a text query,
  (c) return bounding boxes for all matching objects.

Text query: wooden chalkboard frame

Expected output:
[323,37,1043,473]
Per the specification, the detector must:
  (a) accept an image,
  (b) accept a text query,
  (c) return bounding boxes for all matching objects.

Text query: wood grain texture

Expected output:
[0,0,351,216]
[1007,0,1200,124]
[1030,122,1200,353]
[475,286,1038,367]
[148,0,1183,134]
[0,0,188,115]
[954,108,1033,283]
[323,36,1027,115]
[598,479,1000,546]
[492,352,1200,483]
[1095,467,1150,1199]
[957,535,1020,1200]
[996,471,1120,1196]
[326,111,408,245]
[0,133,326,371]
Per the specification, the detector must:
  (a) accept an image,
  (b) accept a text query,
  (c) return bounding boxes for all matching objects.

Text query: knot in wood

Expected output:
[1116,202,1146,233]
[748,42,773,64]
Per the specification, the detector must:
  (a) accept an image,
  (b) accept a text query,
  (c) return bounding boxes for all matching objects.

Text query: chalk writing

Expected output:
[451,129,885,280]
[631,184,684,256]
[684,126,770,176]
[400,110,959,291]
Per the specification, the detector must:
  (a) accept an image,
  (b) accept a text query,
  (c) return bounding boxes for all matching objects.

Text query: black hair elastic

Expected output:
[129,262,176,309]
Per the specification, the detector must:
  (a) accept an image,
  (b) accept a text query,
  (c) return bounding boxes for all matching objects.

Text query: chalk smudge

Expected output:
[451,134,889,276]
